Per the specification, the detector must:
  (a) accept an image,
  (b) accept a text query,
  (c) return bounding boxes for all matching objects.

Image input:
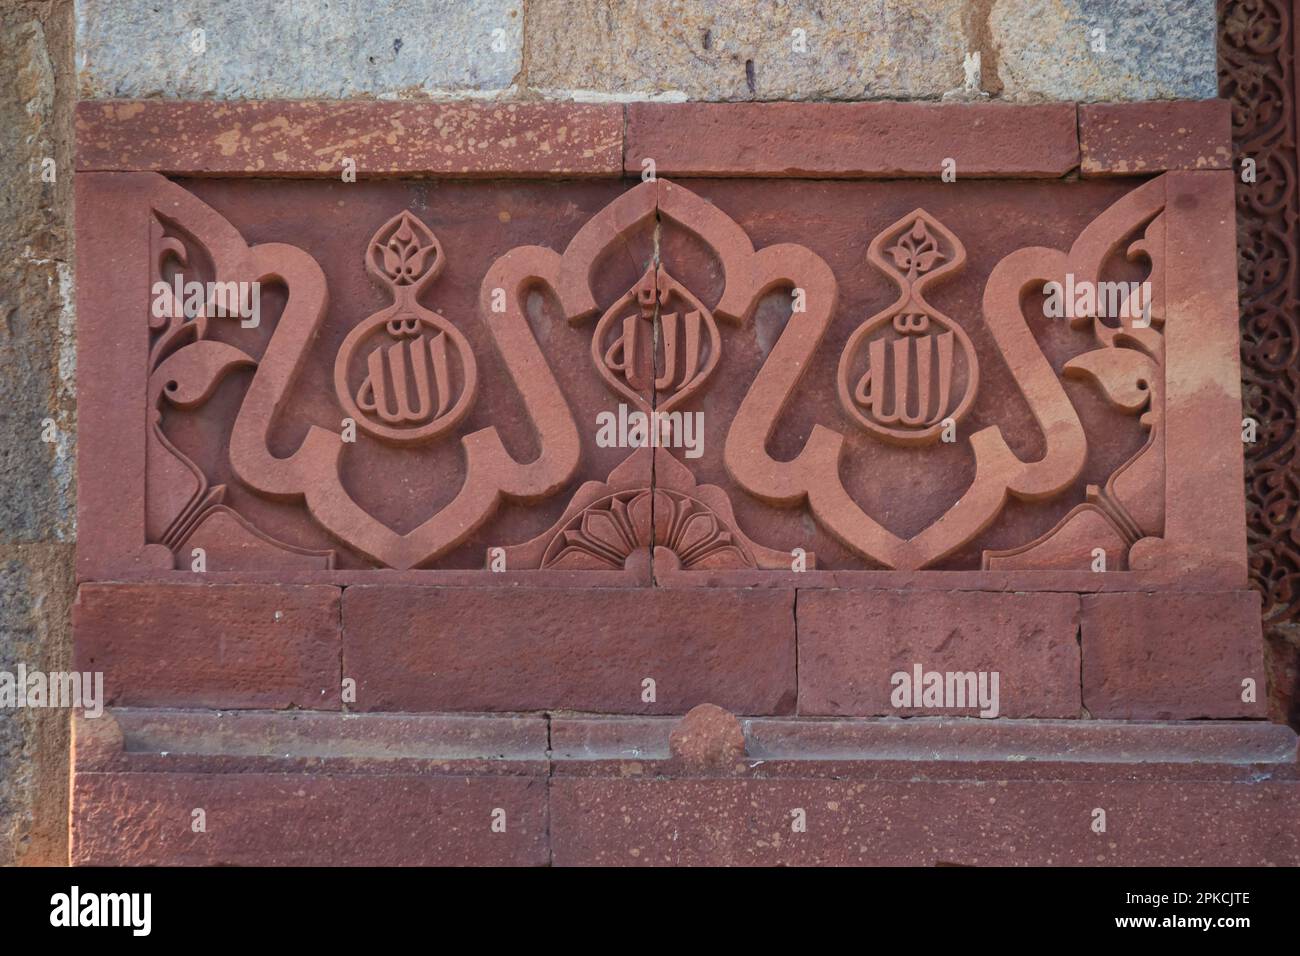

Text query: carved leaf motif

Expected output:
[151,339,255,409]
[369,210,443,289]
[887,220,945,276]
[1063,348,1156,414]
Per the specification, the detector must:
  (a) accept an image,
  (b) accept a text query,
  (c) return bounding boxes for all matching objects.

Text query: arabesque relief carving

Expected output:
[140,174,1179,574]
[727,177,1167,571]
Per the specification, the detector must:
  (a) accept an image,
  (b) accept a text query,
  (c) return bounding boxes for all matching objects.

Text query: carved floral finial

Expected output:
[886,219,946,279]
[367,210,444,292]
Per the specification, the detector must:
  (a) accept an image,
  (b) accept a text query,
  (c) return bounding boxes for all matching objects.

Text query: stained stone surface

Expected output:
[525,0,967,101]
[74,0,524,99]
[74,0,1220,103]
[990,0,1219,101]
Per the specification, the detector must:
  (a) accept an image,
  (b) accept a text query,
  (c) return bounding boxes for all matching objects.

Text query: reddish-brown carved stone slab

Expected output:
[77,171,662,575]
[1133,171,1247,581]
[73,583,341,710]
[626,102,1079,178]
[78,161,1247,581]
[549,776,1298,866]
[77,173,173,581]
[1080,100,1233,177]
[1081,591,1267,719]
[75,100,624,178]
[341,587,796,714]
[740,715,1299,764]
[665,175,1160,572]
[797,591,1081,717]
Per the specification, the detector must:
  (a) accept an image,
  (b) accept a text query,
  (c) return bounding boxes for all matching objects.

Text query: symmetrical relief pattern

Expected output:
[594,264,719,414]
[147,179,578,571]
[500,448,791,572]
[727,179,1167,571]
[137,173,1187,574]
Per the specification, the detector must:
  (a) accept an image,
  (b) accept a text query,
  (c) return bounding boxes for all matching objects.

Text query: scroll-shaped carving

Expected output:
[837,211,977,446]
[488,178,830,570]
[138,173,1178,574]
[146,215,335,571]
[145,180,579,570]
[727,178,1170,570]
[984,199,1167,571]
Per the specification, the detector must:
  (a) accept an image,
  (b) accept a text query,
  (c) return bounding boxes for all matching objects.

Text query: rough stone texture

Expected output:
[798,591,1082,717]
[525,0,967,101]
[669,703,746,770]
[991,0,1218,102]
[1081,591,1268,719]
[1079,99,1233,175]
[71,710,1300,865]
[0,0,75,867]
[550,776,1298,865]
[74,772,548,865]
[1,3,75,543]
[75,0,523,99]
[70,0,1223,106]
[73,584,343,710]
[342,587,797,714]
[625,102,1080,177]
[75,100,624,177]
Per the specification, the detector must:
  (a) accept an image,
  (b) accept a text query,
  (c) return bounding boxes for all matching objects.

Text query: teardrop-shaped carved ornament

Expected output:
[333,211,477,444]
[592,264,720,413]
[837,211,977,446]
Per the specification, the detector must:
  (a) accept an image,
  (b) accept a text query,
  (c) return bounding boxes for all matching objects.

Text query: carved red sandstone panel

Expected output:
[76,169,1246,582]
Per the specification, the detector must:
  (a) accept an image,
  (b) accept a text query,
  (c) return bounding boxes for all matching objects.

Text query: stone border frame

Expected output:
[76,99,1245,593]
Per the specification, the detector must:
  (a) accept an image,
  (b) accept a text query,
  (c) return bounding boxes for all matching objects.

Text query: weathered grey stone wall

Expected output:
[75,0,1218,102]
[0,0,75,866]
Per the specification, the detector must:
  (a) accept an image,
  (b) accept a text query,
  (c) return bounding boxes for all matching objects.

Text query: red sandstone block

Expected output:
[550,776,1299,866]
[1079,100,1233,176]
[797,591,1080,718]
[625,102,1079,178]
[72,771,547,866]
[73,583,341,710]
[342,587,796,714]
[70,709,1300,865]
[75,100,624,177]
[1081,591,1267,719]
